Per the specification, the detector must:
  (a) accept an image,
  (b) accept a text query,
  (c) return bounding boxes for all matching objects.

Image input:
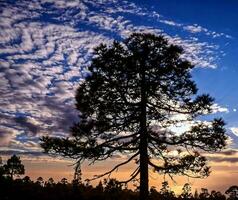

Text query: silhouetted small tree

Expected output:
[4,155,25,179]
[180,183,192,199]
[210,190,226,200]
[60,177,68,185]
[22,175,32,184]
[149,186,162,200]
[96,180,104,193]
[103,178,123,200]
[36,176,44,186]
[46,177,55,187]
[41,33,227,200]
[160,181,175,199]
[199,188,209,199]
[226,186,238,200]
[194,189,199,199]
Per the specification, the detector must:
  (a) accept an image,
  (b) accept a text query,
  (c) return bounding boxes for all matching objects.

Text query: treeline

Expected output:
[1,175,238,200]
[1,155,238,200]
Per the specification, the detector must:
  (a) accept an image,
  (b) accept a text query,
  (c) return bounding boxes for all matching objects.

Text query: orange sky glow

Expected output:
[13,155,237,195]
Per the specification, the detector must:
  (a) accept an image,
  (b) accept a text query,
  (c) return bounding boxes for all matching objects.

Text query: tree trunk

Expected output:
[139,134,148,200]
[139,63,149,200]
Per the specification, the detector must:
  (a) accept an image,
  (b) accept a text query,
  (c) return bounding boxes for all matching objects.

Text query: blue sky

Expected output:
[1,0,238,191]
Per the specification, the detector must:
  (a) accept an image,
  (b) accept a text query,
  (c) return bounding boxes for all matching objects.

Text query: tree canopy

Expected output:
[3,154,25,179]
[41,33,227,200]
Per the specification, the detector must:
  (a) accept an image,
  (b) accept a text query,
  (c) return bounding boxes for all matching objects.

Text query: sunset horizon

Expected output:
[1,1,238,199]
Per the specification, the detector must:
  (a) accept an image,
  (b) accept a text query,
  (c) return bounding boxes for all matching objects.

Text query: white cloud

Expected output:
[183,24,232,39]
[184,25,206,33]
[230,128,238,137]
[0,0,232,157]
[160,19,181,27]
[211,103,229,114]
[0,126,21,146]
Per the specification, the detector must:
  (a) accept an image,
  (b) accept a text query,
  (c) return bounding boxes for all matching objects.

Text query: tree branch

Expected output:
[87,151,139,181]
[119,166,140,184]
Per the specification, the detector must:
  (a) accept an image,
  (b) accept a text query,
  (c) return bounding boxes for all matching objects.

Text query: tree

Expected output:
[4,155,25,179]
[36,176,44,186]
[226,186,238,200]
[180,183,192,199]
[60,177,68,185]
[104,178,122,192]
[22,176,32,184]
[150,186,162,200]
[46,177,55,187]
[95,180,104,193]
[194,189,199,199]
[159,181,175,199]
[199,188,209,199]
[41,33,227,200]
[210,190,226,200]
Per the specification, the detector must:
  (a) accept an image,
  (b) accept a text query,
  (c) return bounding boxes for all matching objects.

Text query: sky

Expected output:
[1,0,238,194]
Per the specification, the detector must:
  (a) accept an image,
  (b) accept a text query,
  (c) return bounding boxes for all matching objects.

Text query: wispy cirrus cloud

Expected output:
[184,24,232,38]
[205,149,238,164]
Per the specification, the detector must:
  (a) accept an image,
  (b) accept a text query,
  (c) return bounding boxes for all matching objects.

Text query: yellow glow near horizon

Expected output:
[17,157,238,195]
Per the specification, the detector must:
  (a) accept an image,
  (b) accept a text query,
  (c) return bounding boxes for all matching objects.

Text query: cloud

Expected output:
[206,150,238,164]
[15,116,39,136]
[160,19,181,27]
[209,156,238,163]
[0,126,19,146]
[165,35,219,68]
[183,24,231,39]
[230,128,238,137]
[225,128,238,149]
[184,25,206,33]
[215,149,238,156]
[0,0,232,157]
[211,103,229,114]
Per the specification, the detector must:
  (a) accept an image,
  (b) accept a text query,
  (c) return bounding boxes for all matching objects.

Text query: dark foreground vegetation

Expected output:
[1,155,238,200]
[1,175,238,200]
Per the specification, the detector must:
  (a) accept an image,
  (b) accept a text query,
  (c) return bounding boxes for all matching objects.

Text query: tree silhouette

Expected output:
[36,176,44,186]
[225,186,238,200]
[180,183,192,199]
[22,175,32,184]
[194,189,199,199]
[46,177,55,187]
[60,177,68,185]
[96,180,104,193]
[199,188,209,199]
[41,33,227,200]
[4,154,25,179]
[210,190,226,200]
[103,178,123,200]
[160,181,175,199]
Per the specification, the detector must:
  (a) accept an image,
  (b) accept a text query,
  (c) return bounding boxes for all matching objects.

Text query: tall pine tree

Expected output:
[41,33,227,200]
